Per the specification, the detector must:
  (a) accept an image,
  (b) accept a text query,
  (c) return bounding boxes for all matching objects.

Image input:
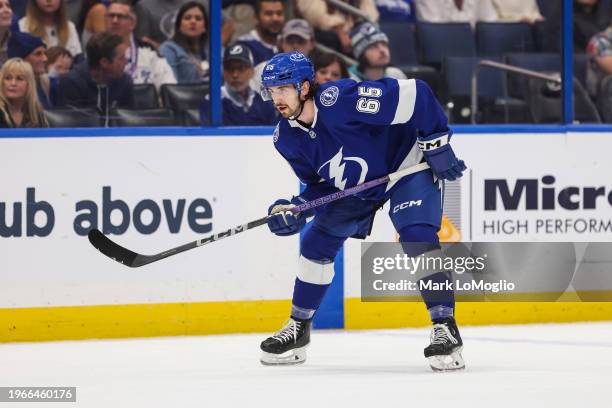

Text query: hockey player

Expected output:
[259,51,466,371]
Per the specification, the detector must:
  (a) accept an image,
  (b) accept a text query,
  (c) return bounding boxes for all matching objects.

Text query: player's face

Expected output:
[316,61,343,83]
[363,41,390,68]
[269,84,300,118]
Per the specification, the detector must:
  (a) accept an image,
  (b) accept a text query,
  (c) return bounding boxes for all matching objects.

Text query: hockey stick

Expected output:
[88,161,430,268]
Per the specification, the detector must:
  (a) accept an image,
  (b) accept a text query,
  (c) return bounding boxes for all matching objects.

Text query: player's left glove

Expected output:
[417,131,467,181]
[267,198,307,236]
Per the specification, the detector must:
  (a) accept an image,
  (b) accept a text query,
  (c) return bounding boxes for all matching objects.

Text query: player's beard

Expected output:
[276,101,301,119]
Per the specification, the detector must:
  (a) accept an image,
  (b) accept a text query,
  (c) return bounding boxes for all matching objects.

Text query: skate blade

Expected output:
[260,346,307,366]
[428,347,465,372]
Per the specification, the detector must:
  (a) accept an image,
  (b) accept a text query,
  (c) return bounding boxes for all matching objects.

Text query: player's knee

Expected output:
[300,226,345,262]
[297,256,334,285]
[399,224,439,244]
[398,224,440,256]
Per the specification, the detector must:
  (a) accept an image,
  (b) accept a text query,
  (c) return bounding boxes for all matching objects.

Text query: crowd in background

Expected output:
[0,0,610,128]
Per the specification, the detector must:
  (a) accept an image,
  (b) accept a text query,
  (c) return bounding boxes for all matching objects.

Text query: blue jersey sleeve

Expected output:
[321,78,449,137]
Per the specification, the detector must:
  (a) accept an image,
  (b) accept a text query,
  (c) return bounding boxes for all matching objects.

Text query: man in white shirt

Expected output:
[105,0,176,91]
[414,0,498,27]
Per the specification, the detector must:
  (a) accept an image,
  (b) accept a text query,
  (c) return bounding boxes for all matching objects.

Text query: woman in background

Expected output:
[77,0,108,47]
[159,1,208,83]
[19,0,82,57]
[0,57,48,127]
[312,51,349,84]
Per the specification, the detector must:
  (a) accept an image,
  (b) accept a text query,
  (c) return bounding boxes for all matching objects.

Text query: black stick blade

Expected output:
[88,229,140,267]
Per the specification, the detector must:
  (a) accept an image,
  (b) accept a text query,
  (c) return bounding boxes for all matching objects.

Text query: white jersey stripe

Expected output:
[391,79,417,125]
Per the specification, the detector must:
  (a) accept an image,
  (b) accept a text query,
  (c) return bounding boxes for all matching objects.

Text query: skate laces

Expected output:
[272,319,302,344]
[430,323,458,345]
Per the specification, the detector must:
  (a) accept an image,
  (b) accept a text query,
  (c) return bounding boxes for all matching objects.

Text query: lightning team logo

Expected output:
[318,147,368,190]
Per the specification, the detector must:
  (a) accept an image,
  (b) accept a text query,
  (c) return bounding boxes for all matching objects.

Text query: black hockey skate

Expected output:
[424,316,465,371]
[260,318,311,366]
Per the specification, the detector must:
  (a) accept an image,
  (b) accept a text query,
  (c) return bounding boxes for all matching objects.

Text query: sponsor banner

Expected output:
[346,132,612,297]
[0,136,298,308]
[361,242,612,302]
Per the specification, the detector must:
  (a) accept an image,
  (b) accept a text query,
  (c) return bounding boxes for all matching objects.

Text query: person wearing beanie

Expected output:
[7,30,58,108]
[348,21,406,81]
[200,43,278,126]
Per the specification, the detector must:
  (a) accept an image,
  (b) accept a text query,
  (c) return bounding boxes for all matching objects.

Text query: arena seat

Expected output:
[161,83,209,113]
[110,108,175,127]
[182,109,201,126]
[381,22,439,92]
[132,84,159,109]
[476,22,535,57]
[45,108,101,127]
[504,53,561,99]
[416,22,475,67]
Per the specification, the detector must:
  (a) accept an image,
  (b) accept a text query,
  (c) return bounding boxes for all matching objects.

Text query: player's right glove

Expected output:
[417,131,467,181]
[267,198,307,236]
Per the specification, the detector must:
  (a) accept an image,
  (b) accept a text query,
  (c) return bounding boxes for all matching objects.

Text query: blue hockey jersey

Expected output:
[273,78,450,201]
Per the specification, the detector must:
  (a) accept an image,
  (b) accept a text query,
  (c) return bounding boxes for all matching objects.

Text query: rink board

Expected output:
[1,127,612,342]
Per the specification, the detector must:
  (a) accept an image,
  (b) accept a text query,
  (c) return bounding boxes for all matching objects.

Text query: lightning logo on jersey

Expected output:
[318,147,368,190]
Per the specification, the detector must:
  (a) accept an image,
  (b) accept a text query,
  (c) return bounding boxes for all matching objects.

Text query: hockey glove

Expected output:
[418,131,467,181]
[267,198,307,236]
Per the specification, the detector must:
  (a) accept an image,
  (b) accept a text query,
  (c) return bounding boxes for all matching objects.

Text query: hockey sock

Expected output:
[291,277,331,320]
[398,224,455,322]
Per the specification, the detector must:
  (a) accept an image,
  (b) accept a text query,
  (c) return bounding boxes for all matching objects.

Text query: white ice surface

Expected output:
[1,322,611,408]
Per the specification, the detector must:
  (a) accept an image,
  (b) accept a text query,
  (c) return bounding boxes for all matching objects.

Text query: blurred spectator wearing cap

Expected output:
[200,43,278,126]
[312,51,349,84]
[587,22,612,97]
[0,0,13,66]
[296,0,378,55]
[414,0,497,27]
[57,32,133,124]
[19,0,82,57]
[237,0,285,66]
[0,57,48,127]
[159,1,209,84]
[375,0,416,23]
[348,21,405,81]
[106,0,176,91]
[250,18,316,91]
[8,30,58,108]
[45,45,72,77]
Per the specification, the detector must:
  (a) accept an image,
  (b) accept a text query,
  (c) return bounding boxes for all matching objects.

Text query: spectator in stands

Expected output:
[296,0,378,55]
[223,0,256,42]
[46,45,72,77]
[348,21,405,81]
[375,0,416,22]
[106,0,176,91]
[250,18,316,91]
[0,57,48,127]
[237,0,285,65]
[7,31,58,108]
[490,0,543,24]
[57,32,133,122]
[0,0,13,66]
[414,0,497,27]
[159,1,208,84]
[200,43,278,126]
[19,0,82,57]
[77,0,107,48]
[312,51,349,83]
[575,0,612,51]
[134,0,211,49]
[587,24,612,97]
